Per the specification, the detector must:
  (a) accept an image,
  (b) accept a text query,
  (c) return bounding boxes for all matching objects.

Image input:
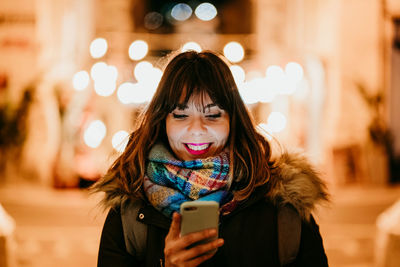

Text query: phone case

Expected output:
[180,201,219,237]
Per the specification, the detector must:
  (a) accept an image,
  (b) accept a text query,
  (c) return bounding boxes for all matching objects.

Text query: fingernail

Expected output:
[217,239,224,246]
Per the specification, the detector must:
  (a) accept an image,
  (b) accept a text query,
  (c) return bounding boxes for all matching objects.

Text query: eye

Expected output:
[206,113,222,119]
[172,113,188,119]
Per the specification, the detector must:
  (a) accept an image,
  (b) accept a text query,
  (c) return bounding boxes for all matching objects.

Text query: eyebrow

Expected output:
[175,103,217,111]
[176,103,188,110]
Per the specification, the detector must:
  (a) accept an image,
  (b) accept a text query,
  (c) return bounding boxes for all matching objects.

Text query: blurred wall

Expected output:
[0,0,398,186]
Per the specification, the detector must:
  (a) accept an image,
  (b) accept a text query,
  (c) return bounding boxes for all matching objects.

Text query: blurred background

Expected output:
[0,0,400,266]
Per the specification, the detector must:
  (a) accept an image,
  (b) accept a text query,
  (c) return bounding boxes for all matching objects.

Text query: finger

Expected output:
[167,212,181,238]
[164,213,183,258]
[171,238,224,264]
[186,252,215,267]
[174,228,218,252]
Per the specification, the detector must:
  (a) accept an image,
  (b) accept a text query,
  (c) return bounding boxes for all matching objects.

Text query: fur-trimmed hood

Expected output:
[93,152,329,220]
[268,152,329,220]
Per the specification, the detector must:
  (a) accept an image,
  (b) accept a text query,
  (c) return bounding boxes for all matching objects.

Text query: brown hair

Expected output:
[92,50,272,202]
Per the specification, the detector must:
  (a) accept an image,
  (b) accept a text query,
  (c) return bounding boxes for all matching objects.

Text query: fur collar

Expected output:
[93,152,329,221]
[268,152,329,220]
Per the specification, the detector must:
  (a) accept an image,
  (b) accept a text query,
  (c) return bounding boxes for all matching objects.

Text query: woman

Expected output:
[92,51,329,266]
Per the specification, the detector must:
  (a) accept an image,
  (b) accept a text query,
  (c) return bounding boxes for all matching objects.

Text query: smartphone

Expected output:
[180,201,219,250]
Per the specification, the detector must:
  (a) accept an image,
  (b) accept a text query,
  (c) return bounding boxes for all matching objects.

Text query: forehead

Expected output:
[175,93,217,110]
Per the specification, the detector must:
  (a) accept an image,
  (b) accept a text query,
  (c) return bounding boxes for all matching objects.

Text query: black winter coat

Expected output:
[96,153,329,267]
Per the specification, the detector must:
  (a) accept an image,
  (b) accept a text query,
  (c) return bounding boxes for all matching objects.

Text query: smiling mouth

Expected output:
[184,143,212,155]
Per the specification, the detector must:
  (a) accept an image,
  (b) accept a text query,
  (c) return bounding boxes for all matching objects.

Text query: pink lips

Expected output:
[184,143,211,155]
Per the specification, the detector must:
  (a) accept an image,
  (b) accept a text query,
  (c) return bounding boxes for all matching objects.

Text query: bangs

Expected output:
[165,57,231,112]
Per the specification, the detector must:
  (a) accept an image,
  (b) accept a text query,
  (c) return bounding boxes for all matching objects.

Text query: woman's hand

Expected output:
[164,212,224,267]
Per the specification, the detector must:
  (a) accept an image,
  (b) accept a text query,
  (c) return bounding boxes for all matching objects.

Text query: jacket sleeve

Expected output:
[295,215,329,266]
[97,207,140,267]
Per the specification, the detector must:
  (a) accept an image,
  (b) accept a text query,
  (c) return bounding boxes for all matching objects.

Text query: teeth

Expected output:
[187,144,210,151]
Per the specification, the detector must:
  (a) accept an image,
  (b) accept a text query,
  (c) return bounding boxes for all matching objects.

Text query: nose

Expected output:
[187,117,207,136]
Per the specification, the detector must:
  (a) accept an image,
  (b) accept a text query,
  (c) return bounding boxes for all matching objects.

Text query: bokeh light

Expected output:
[131,83,152,103]
[128,40,149,61]
[256,123,273,140]
[293,78,310,101]
[267,112,287,133]
[91,63,118,97]
[238,79,260,104]
[83,120,107,148]
[127,62,162,103]
[112,130,129,152]
[182,42,202,52]
[245,70,263,81]
[266,65,285,80]
[259,79,278,103]
[230,65,245,84]
[117,76,160,104]
[90,38,108,59]
[195,3,217,21]
[152,67,163,85]
[171,3,192,21]
[134,61,154,83]
[144,12,163,30]
[285,62,304,83]
[94,80,117,97]
[223,42,245,63]
[117,82,136,104]
[90,62,108,80]
[72,71,90,91]
[239,77,278,104]
[265,65,286,94]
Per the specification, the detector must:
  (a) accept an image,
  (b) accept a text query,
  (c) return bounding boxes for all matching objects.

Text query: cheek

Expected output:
[166,120,182,143]
[213,123,230,143]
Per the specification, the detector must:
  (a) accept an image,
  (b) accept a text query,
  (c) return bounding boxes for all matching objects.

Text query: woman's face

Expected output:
[166,94,230,161]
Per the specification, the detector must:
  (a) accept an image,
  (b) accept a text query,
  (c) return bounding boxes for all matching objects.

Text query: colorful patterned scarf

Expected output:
[143,143,236,218]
